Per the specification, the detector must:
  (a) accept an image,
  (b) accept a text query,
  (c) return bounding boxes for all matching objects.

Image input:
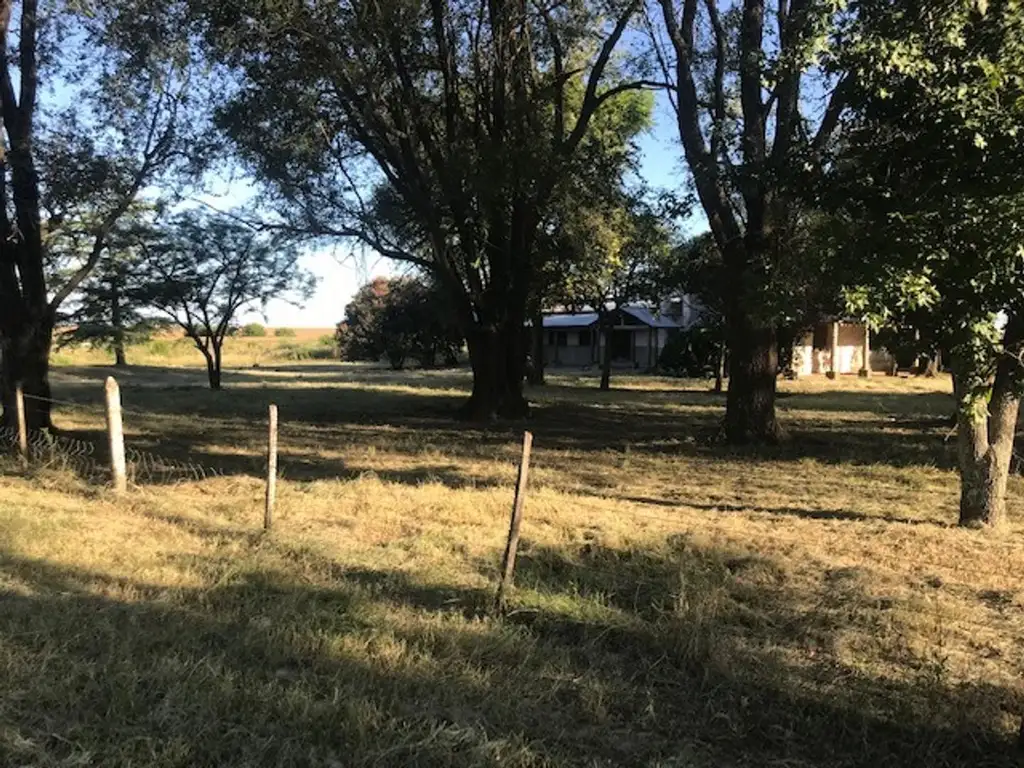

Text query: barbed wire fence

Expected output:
[2,381,225,486]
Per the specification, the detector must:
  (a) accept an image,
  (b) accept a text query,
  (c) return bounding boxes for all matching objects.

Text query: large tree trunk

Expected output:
[204,342,223,390]
[723,316,781,443]
[954,344,1021,529]
[462,322,529,420]
[1,316,54,431]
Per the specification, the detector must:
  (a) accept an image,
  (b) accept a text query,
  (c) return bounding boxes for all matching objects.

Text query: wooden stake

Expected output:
[264,404,278,531]
[15,383,27,465]
[495,431,533,613]
[104,376,127,494]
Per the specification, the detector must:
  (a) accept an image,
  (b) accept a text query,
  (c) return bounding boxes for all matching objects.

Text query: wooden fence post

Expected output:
[104,377,127,494]
[15,384,28,466]
[494,431,533,614]
[264,404,278,531]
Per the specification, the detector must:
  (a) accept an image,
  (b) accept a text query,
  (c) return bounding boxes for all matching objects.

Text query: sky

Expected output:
[240,94,699,330]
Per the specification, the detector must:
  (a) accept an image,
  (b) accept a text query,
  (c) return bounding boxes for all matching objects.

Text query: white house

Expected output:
[542,298,701,370]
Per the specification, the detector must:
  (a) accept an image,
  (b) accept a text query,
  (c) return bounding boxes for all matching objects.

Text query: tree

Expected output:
[554,195,672,390]
[663,234,729,391]
[834,0,1024,527]
[57,255,157,367]
[651,0,849,442]
[0,0,208,429]
[201,0,649,419]
[530,89,656,386]
[338,276,463,370]
[132,211,314,390]
[337,277,391,363]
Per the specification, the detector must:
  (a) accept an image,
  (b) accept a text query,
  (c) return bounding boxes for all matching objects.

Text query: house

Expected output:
[541,298,700,370]
[792,320,895,376]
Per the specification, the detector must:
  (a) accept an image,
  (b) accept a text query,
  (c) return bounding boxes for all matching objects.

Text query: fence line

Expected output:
[3,385,1023,619]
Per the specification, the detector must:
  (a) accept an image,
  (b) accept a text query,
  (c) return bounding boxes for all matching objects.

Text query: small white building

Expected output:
[542,299,700,370]
[793,320,894,376]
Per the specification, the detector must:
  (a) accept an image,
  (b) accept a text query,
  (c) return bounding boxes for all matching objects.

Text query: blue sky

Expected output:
[242,93,699,329]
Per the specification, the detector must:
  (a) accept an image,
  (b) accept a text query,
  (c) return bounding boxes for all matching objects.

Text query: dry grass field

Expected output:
[1,355,1023,767]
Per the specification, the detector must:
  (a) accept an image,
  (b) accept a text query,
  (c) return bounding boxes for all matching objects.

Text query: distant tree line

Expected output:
[337,276,463,370]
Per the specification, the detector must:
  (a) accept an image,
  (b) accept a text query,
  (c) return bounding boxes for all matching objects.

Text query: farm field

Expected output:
[1,357,1022,767]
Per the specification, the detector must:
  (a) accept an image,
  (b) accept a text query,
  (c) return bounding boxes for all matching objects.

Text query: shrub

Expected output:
[317,334,335,347]
[240,323,267,337]
[274,327,297,338]
[276,342,337,361]
[659,327,721,378]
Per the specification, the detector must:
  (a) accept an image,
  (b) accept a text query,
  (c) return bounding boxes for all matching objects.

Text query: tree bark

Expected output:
[954,347,1021,529]
[203,342,223,390]
[723,316,781,443]
[461,322,529,420]
[0,316,53,430]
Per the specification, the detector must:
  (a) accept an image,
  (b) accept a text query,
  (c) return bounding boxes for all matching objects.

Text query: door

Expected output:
[611,330,632,361]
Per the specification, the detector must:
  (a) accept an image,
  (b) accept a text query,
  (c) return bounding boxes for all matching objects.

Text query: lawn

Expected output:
[1,358,1022,767]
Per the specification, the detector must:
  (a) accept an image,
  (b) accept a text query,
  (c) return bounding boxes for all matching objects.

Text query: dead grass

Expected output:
[1,365,1022,767]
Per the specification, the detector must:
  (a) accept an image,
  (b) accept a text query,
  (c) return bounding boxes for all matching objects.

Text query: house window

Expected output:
[547,331,567,347]
[578,330,592,346]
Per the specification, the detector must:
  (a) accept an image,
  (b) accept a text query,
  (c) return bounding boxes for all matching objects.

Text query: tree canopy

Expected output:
[199,0,648,418]
[130,210,313,389]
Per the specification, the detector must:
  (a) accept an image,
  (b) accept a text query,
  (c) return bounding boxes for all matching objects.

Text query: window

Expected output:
[556,331,568,347]
[578,330,592,346]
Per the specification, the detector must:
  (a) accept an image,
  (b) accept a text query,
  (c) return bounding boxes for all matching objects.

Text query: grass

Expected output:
[1,362,1023,767]
[52,328,339,369]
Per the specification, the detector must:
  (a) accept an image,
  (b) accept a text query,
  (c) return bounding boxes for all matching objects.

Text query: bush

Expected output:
[146,339,173,357]
[317,334,335,347]
[659,327,722,378]
[274,327,297,338]
[240,323,267,337]
[276,342,337,361]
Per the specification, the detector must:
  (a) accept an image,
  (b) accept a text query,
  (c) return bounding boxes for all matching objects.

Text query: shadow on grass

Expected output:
[0,527,1018,767]
[44,365,964,486]
[598,495,956,528]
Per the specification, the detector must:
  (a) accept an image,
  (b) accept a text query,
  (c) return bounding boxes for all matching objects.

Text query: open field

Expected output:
[52,329,339,369]
[1,363,1023,767]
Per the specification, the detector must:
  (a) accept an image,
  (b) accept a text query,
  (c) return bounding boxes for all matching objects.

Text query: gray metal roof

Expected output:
[621,305,684,329]
[542,312,599,328]
[542,306,684,329]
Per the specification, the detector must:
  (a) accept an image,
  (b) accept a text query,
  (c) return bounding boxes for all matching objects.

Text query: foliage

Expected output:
[199,0,646,417]
[56,227,160,364]
[0,0,216,427]
[338,276,463,370]
[240,323,267,337]
[658,327,722,378]
[651,0,851,442]
[130,210,314,389]
[274,327,296,338]
[831,0,1024,525]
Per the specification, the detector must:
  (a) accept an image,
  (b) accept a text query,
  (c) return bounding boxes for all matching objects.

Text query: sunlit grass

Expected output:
[1,364,1021,766]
